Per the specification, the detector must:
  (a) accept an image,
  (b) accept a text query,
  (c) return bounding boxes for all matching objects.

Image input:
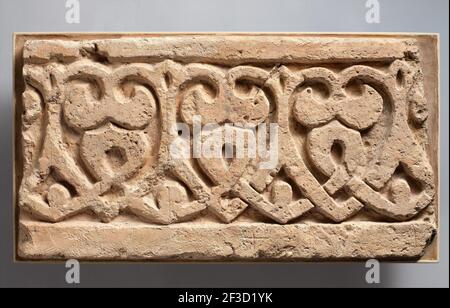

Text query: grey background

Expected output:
[0,0,448,288]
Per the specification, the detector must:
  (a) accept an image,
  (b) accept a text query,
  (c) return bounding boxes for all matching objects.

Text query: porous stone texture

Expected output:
[15,34,440,261]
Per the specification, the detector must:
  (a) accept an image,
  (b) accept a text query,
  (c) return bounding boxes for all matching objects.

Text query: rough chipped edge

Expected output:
[22,36,417,65]
[424,33,441,263]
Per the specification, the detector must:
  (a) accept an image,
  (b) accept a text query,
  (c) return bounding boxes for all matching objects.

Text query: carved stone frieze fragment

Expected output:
[15,34,439,261]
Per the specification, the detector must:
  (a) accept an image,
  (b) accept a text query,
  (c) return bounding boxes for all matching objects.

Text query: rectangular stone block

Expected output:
[14,34,440,261]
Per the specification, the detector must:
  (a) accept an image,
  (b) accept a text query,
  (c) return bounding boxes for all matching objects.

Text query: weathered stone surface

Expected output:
[15,34,440,261]
[18,217,435,261]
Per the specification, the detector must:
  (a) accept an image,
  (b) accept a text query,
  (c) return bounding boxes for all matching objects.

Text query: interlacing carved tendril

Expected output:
[19,60,435,224]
